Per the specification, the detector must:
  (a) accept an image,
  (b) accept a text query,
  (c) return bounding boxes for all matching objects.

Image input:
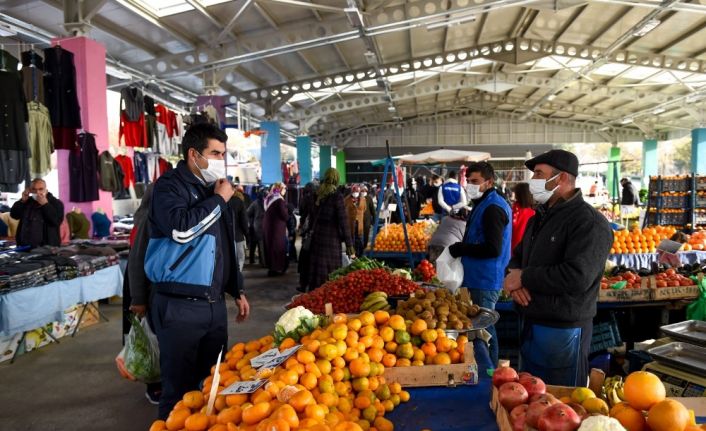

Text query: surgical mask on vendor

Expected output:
[352,192,360,198]
[466,184,482,200]
[361,192,368,197]
[195,152,226,184]
[529,173,560,204]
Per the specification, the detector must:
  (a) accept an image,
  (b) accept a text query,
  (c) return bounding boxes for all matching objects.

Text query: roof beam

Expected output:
[113,0,197,47]
[184,0,224,30]
[215,0,254,44]
[655,18,706,54]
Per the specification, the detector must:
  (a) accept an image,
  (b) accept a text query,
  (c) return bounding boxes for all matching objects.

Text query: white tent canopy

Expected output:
[399,149,491,165]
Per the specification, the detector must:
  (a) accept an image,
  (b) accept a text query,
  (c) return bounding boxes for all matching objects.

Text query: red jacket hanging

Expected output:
[119,111,147,147]
[114,154,135,188]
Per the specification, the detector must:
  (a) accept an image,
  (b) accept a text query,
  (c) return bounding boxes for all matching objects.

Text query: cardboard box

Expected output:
[383,342,478,387]
[78,302,100,330]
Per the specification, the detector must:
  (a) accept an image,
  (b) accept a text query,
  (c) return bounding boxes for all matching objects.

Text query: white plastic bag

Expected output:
[436,246,463,293]
[116,315,160,383]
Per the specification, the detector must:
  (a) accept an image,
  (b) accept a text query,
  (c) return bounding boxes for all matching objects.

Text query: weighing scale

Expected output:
[643,362,706,397]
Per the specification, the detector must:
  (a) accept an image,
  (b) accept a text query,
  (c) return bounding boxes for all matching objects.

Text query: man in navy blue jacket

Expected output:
[145,123,250,418]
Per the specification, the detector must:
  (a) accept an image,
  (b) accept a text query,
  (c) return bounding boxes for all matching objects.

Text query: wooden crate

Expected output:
[598,288,652,302]
[650,285,700,301]
[383,342,478,387]
[491,385,576,431]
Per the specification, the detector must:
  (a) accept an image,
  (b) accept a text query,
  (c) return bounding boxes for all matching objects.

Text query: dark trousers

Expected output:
[150,293,228,419]
[469,289,500,367]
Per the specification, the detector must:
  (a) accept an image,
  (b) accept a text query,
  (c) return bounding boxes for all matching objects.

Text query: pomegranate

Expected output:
[493,366,519,388]
[529,393,559,405]
[498,382,529,411]
[537,403,581,431]
[519,375,547,397]
[566,402,588,420]
[526,399,555,429]
[511,406,528,431]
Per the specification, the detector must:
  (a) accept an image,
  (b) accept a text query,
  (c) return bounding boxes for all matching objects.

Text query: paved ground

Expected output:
[0,264,300,431]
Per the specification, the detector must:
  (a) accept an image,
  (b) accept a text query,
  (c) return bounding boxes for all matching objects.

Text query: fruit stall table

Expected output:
[0,265,123,361]
[608,251,706,268]
[364,251,428,268]
[387,338,500,430]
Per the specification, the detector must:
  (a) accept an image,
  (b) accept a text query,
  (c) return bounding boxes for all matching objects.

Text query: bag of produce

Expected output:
[436,246,463,293]
[686,277,706,321]
[116,315,160,383]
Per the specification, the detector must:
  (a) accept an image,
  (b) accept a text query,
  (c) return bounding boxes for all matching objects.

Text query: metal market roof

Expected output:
[1,0,706,143]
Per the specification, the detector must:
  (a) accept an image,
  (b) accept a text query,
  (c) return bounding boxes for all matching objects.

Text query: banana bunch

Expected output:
[602,375,626,408]
[360,291,391,312]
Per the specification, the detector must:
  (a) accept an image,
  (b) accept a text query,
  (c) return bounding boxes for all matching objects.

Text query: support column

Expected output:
[54,36,112,225]
[296,136,312,185]
[336,150,347,184]
[606,145,621,201]
[319,145,331,178]
[692,128,706,174]
[642,139,658,185]
[260,121,281,184]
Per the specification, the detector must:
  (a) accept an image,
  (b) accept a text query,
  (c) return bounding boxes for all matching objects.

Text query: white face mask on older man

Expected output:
[529,174,560,204]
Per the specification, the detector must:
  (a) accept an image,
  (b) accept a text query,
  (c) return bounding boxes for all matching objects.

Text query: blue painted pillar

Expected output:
[692,128,706,174]
[260,121,281,184]
[296,136,312,185]
[319,145,331,178]
[642,139,658,186]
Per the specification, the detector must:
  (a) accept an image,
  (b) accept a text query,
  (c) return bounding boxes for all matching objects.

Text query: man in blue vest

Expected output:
[437,171,467,215]
[448,162,511,366]
[145,123,250,418]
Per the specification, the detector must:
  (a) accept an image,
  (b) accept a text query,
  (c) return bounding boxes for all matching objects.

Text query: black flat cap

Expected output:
[525,149,579,177]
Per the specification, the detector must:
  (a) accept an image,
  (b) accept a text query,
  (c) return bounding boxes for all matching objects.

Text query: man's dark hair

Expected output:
[431,174,440,181]
[448,171,456,179]
[513,182,533,208]
[181,123,228,160]
[467,161,495,181]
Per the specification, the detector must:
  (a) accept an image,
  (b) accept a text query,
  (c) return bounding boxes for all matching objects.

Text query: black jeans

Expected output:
[150,293,228,419]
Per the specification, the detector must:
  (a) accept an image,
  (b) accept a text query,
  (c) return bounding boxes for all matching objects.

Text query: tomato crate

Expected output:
[383,342,478,387]
[598,288,651,302]
[650,285,700,301]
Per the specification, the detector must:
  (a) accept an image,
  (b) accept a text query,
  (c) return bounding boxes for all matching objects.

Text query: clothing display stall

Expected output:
[0,48,30,192]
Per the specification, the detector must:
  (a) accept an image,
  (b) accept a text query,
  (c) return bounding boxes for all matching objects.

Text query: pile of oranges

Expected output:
[610,371,703,431]
[371,223,435,253]
[611,226,677,255]
[686,230,706,251]
[149,310,466,431]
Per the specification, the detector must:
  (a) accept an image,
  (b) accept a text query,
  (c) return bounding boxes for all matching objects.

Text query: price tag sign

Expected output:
[220,379,267,395]
[250,348,279,368]
[388,203,397,212]
[260,344,303,369]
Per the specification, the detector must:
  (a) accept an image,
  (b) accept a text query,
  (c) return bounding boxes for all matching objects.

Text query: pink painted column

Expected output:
[52,36,113,232]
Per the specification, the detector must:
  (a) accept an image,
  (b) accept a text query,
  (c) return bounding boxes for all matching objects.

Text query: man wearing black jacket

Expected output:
[504,150,613,386]
[229,186,249,272]
[11,178,64,248]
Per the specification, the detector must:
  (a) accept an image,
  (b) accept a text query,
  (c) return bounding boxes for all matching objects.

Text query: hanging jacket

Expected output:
[120,86,144,122]
[119,111,147,148]
[27,101,54,177]
[69,133,99,202]
[133,151,149,183]
[114,154,134,189]
[21,50,45,104]
[0,65,29,151]
[98,151,121,192]
[43,46,81,128]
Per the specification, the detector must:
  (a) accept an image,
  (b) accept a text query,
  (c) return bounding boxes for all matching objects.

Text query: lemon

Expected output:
[571,387,596,404]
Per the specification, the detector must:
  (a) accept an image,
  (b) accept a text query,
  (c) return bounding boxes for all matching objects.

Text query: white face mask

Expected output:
[529,174,560,204]
[352,192,360,198]
[196,152,226,184]
[361,192,368,197]
[466,183,483,200]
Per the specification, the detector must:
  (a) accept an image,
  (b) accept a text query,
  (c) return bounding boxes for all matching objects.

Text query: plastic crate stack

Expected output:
[646,175,693,228]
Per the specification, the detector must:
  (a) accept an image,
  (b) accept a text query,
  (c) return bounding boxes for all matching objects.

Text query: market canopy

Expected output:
[398,149,491,165]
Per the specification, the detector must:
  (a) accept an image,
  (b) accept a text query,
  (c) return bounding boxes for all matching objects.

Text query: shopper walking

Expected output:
[144,123,250,419]
[306,168,354,290]
[404,177,421,221]
[448,162,511,367]
[298,182,317,292]
[344,184,367,257]
[229,185,249,272]
[504,150,613,386]
[11,178,64,248]
[427,208,467,263]
[262,183,289,276]
[361,185,375,251]
[247,191,266,267]
[511,182,535,255]
[438,171,467,215]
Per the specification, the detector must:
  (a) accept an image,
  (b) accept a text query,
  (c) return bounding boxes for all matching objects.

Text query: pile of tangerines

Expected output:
[149,310,467,431]
[371,223,434,253]
[611,226,678,255]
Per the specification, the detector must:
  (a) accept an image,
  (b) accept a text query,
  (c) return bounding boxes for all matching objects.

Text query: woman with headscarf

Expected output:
[344,184,367,257]
[262,182,289,276]
[306,168,354,290]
